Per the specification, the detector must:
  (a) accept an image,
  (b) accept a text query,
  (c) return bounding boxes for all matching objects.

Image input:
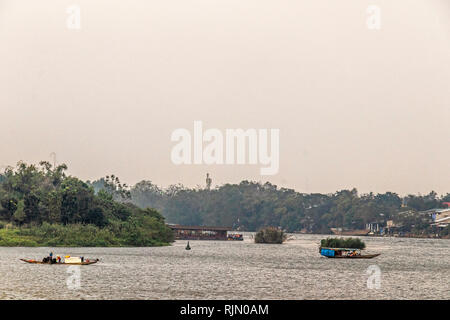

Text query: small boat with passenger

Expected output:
[227,233,244,241]
[20,253,99,265]
[319,237,380,259]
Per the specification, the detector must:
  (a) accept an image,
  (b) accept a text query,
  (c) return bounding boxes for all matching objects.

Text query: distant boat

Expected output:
[227,233,244,241]
[185,241,191,250]
[319,247,380,259]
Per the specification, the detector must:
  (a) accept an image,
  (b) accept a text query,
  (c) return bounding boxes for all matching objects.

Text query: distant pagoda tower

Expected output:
[206,173,212,190]
[401,197,408,208]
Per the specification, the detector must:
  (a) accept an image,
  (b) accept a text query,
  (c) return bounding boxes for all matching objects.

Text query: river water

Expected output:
[0,234,448,299]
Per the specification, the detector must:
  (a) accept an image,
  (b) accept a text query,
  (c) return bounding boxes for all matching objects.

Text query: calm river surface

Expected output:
[0,234,448,299]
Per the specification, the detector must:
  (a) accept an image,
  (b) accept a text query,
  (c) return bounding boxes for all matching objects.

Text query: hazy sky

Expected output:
[1,0,449,195]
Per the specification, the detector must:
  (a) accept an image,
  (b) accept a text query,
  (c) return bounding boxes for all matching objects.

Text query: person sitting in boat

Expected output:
[49,252,58,264]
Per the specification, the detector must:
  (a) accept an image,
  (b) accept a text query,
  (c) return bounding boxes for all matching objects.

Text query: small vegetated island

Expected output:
[0,161,174,247]
[254,227,286,244]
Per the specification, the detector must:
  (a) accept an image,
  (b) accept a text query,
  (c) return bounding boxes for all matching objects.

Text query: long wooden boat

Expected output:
[320,247,380,259]
[331,253,381,259]
[20,258,99,265]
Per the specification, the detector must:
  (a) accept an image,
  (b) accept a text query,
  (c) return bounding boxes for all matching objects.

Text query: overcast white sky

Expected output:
[0,0,449,195]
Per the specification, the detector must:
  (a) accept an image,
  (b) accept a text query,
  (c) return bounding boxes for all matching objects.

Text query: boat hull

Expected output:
[326,254,380,259]
[20,259,98,265]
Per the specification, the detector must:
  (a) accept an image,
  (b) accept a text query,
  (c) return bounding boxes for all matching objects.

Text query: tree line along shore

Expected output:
[0,162,173,246]
[0,161,449,247]
[106,176,450,238]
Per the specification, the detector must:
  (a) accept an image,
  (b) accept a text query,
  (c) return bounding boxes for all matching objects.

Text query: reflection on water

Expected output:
[0,234,448,299]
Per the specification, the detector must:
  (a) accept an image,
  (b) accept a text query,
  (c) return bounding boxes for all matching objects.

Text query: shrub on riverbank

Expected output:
[320,237,366,249]
[254,227,286,244]
[0,228,39,246]
[0,220,174,247]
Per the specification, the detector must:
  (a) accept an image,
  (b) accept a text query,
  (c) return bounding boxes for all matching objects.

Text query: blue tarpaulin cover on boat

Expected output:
[321,248,335,257]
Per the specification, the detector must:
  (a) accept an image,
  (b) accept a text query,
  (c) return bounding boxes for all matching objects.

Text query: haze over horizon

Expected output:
[1,0,449,196]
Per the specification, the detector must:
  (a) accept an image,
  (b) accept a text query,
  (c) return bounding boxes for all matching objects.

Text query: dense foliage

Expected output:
[3,161,444,243]
[254,227,286,244]
[320,237,366,249]
[0,162,173,246]
[109,180,449,235]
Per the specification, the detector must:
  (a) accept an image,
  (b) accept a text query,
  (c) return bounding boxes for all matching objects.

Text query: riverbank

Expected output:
[0,162,175,248]
[294,231,449,239]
